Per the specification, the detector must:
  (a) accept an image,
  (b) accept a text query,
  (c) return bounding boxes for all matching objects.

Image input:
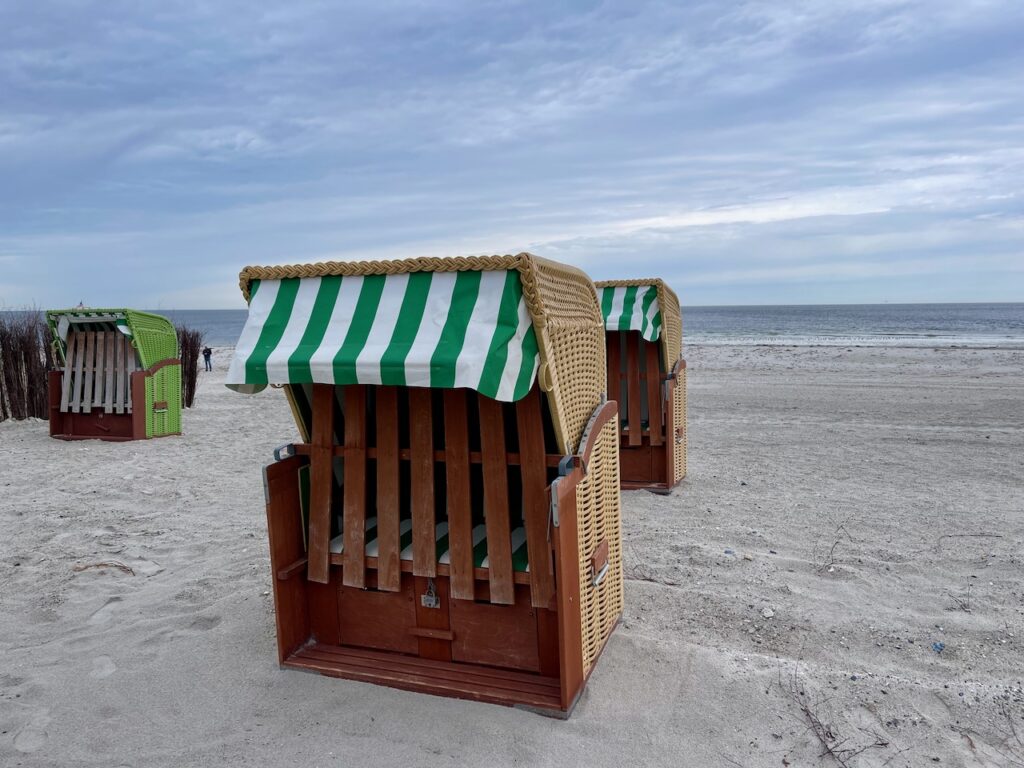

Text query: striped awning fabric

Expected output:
[226,269,540,402]
[599,284,662,341]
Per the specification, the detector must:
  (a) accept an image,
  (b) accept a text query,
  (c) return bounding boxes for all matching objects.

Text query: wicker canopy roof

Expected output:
[45,309,178,370]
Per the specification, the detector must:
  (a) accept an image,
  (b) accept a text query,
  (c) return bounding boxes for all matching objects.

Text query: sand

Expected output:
[1,345,1022,767]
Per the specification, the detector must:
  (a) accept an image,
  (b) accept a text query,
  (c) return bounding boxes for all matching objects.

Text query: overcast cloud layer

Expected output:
[2,0,1022,308]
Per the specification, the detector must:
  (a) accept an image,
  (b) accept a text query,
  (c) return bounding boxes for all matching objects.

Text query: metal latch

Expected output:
[273,443,296,461]
[420,578,440,609]
[549,478,561,529]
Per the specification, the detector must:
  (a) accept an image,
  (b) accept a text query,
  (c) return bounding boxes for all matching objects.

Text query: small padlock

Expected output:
[420,578,440,609]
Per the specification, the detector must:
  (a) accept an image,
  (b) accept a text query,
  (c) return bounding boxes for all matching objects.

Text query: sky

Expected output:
[1,0,1022,309]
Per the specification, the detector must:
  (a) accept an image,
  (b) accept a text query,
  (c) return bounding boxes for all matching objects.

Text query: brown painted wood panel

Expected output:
[375,385,401,592]
[264,455,311,663]
[478,395,514,605]
[408,387,436,578]
[308,575,341,646]
[449,585,539,672]
[130,371,146,439]
[48,370,62,436]
[645,340,663,446]
[286,643,561,711]
[342,385,367,588]
[536,607,561,677]
[414,576,452,661]
[618,443,653,484]
[442,389,475,601]
[515,387,555,609]
[307,384,336,585]
[553,471,585,710]
[625,332,642,446]
[337,577,418,655]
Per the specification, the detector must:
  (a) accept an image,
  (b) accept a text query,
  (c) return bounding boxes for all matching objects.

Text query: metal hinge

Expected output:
[550,477,561,529]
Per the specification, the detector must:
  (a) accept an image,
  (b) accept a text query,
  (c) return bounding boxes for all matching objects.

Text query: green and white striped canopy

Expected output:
[226,269,540,402]
[599,284,662,342]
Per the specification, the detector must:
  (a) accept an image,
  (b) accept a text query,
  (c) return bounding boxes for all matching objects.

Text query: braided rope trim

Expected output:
[240,254,536,324]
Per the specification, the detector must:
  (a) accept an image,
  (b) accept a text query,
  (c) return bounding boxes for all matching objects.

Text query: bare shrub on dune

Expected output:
[176,324,203,408]
[0,310,56,422]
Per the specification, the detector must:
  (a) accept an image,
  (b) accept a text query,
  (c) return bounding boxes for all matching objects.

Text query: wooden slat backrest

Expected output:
[516,387,556,609]
[645,340,663,446]
[114,334,126,413]
[91,333,107,410]
[625,332,642,446]
[71,331,86,413]
[478,395,514,605]
[408,388,437,578]
[375,386,402,592]
[442,389,475,601]
[302,382,557,605]
[103,333,115,413]
[341,384,368,588]
[60,332,78,413]
[80,332,96,412]
[307,384,336,584]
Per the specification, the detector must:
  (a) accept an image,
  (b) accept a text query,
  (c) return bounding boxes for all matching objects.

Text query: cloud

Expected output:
[0,0,1022,306]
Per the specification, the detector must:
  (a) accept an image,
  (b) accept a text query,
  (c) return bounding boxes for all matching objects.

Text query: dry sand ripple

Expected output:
[1,345,1022,767]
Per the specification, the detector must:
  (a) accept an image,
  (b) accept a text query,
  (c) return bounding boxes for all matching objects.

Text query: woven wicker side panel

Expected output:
[529,258,605,454]
[125,310,179,370]
[576,416,624,676]
[657,283,683,373]
[673,368,687,484]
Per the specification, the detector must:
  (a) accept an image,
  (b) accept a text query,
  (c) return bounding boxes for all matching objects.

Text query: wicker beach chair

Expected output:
[46,309,182,441]
[595,279,686,491]
[227,254,623,716]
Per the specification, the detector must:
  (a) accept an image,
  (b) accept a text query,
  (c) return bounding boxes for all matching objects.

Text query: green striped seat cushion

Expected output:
[329,518,530,573]
[600,284,663,342]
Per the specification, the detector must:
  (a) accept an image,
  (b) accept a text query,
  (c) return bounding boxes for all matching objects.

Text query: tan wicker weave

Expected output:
[673,368,687,484]
[575,414,624,675]
[594,278,682,370]
[239,253,605,456]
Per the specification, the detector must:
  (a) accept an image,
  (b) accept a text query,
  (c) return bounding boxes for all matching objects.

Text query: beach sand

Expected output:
[1,345,1022,767]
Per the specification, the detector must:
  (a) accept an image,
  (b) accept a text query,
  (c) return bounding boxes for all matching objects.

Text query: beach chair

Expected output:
[595,280,686,492]
[227,254,623,716]
[45,309,182,441]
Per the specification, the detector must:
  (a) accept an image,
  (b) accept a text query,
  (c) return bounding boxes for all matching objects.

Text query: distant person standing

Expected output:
[202,346,213,372]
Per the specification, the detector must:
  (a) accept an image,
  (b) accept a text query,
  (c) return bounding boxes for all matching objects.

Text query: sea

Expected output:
[6,304,1023,348]
[155,303,1024,348]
